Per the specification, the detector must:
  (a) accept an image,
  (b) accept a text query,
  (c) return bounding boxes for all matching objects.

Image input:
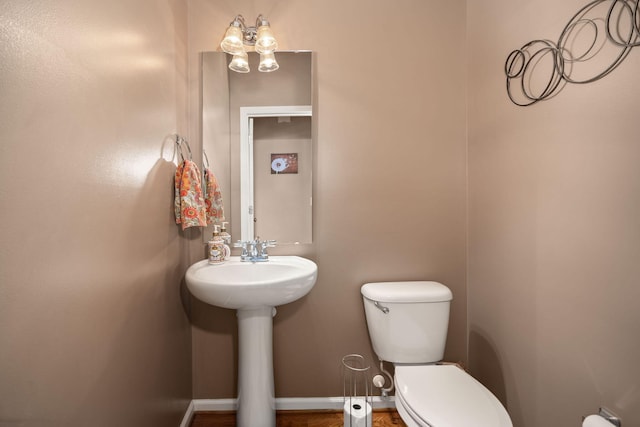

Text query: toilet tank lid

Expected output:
[361,281,452,303]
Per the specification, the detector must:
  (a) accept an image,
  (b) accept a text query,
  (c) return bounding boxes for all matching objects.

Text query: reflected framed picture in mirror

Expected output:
[271,153,298,174]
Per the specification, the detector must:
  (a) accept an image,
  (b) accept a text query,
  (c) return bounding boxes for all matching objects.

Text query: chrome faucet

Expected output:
[235,238,277,262]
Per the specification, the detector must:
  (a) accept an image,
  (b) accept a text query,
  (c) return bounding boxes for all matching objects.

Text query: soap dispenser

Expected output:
[220,222,231,247]
[208,225,230,264]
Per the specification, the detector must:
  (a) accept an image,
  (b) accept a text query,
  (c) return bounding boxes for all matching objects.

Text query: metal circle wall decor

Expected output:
[505,0,639,106]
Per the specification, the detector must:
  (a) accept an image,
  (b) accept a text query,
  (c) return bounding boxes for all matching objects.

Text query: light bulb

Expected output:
[220,25,244,55]
[255,25,278,54]
[229,51,250,73]
[258,52,279,72]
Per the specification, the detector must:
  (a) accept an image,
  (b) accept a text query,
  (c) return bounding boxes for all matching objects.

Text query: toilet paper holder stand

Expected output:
[583,408,621,427]
[342,354,373,427]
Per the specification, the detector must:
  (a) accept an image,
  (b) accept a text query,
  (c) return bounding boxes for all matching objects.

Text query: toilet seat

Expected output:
[394,364,512,427]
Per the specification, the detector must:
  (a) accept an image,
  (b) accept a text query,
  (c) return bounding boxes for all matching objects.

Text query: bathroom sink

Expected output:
[186,256,317,309]
[186,255,318,426]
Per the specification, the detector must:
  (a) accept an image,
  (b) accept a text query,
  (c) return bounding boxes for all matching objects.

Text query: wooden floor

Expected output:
[190,409,408,427]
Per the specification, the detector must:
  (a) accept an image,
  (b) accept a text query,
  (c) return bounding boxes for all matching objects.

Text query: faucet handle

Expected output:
[234,241,249,259]
[257,239,276,258]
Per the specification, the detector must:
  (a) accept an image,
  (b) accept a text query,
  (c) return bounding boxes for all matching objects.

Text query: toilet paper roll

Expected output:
[343,398,372,427]
[583,414,615,427]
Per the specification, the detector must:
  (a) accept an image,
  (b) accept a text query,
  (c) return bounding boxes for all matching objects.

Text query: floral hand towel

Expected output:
[174,159,207,230]
[204,168,225,224]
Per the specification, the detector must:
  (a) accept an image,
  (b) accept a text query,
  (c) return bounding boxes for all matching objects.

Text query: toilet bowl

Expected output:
[361,281,512,427]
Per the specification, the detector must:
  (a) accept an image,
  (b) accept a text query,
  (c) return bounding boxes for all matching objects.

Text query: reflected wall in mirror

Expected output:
[202,51,314,245]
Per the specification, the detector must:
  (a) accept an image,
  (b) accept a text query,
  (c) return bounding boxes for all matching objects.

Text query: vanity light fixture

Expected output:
[220,14,279,73]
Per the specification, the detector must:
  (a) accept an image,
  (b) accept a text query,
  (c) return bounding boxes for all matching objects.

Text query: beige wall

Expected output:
[0,1,196,425]
[5,1,634,425]
[188,0,468,398]
[467,1,640,426]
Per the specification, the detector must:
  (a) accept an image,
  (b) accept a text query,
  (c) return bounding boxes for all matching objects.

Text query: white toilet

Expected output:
[361,281,513,427]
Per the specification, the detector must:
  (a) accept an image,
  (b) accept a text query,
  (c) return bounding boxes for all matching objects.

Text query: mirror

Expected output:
[201,51,314,245]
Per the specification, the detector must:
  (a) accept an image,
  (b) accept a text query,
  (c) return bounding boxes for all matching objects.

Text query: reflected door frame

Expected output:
[239,105,312,241]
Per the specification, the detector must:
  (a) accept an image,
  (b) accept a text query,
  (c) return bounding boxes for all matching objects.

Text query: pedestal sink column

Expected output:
[236,306,276,427]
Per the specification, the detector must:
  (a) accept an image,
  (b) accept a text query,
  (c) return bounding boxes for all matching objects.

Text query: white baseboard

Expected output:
[179,400,195,427]
[180,396,395,426]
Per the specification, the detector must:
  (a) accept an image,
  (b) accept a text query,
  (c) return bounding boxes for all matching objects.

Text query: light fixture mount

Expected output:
[243,27,257,45]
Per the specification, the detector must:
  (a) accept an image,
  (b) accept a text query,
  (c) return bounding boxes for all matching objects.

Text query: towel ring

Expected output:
[175,134,193,161]
[203,150,210,169]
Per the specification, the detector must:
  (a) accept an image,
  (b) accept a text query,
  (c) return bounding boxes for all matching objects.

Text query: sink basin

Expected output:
[186,256,317,309]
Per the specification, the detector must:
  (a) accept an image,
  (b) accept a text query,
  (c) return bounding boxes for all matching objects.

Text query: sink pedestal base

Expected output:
[237,306,276,427]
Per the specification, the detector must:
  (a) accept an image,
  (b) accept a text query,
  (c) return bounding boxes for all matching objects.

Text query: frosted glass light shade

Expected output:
[255,25,278,54]
[258,52,279,72]
[229,51,250,73]
[220,25,244,55]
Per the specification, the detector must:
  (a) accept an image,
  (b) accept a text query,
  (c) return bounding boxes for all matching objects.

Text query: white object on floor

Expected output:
[344,398,372,427]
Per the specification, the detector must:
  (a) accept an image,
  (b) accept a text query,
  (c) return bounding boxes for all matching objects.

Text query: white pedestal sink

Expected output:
[186,256,318,427]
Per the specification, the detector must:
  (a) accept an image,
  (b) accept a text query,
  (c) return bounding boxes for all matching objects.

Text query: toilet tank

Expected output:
[361,281,452,364]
